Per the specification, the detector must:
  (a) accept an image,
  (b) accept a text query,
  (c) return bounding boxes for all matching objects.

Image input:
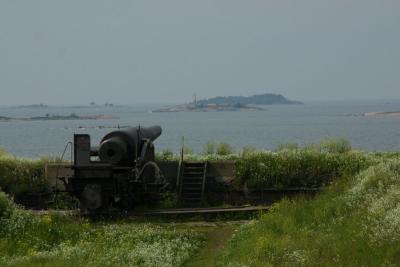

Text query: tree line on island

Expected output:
[153,93,303,112]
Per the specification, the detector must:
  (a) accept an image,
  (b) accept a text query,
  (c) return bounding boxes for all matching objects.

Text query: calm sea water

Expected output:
[1,100,400,158]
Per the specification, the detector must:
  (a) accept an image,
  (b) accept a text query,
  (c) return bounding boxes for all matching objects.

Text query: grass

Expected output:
[0,139,397,208]
[217,159,400,266]
[1,140,400,265]
[235,150,376,189]
[0,192,205,267]
[189,224,239,267]
[0,150,57,203]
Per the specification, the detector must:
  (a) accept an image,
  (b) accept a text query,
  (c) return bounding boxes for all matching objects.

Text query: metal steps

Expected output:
[179,161,207,205]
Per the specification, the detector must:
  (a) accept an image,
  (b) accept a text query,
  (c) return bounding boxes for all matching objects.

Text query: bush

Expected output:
[156,149,176,161]
[203,141,216,155]
[0,191,16,220]
[275,142,299,151]
[240,146,257,157]
[0,147,8,158]
[183,146,193,155]
[320,138,352,153]
[0,157,49,198]
[216,143,234,155]
[235,150,374,188]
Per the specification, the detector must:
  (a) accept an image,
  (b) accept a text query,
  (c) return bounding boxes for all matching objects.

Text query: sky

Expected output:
[0,0,399,105]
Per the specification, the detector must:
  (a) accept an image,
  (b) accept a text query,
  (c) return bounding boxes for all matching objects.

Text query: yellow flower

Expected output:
[28,248,38,256]
[42,214,52,224]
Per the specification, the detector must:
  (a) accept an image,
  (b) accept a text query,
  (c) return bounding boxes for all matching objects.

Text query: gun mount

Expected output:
[64,126,167,211]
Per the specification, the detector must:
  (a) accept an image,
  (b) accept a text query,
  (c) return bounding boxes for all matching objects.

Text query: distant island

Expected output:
[13,103,119,109]
[70,102,117,108]
[197,93,302,105]
[18,104,48,108]
[0,113,119,122]
[153,93,302,112]
[364,111,400,117]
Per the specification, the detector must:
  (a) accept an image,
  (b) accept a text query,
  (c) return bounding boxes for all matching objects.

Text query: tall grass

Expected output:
[0,157,49,197]
[236,150,375,188]
[218,159,400,266]
[0,192,204,267]
[0,192,86,257]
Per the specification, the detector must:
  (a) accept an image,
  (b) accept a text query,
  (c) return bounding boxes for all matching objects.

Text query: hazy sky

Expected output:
[0,0,399,105]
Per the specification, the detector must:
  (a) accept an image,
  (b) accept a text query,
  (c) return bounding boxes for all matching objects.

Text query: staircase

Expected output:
[179,161,207,205]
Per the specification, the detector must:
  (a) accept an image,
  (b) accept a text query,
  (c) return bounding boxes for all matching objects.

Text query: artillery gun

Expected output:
[62,126,167,211]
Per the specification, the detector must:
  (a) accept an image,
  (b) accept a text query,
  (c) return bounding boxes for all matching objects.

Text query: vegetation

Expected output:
[216,143,234,155]
[197,93,302,105]
[203,141,216,155]
[218,159,400,266]
[1,139,400,265]
[202,141,234,156]
[0,139,390,202]
[320,138,352,153]
[0,192,204,267]
[236,150,375,188]
[0,152,50,199]
[157,149,175,161]
[275,142,299,151]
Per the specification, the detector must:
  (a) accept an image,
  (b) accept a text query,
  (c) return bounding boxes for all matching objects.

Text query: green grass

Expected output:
[235,150,376,189]
[217,159,400,266]
[2,141,400,266]
[0,141,397,208]
[0,192,205,267]
[0,149,55,201]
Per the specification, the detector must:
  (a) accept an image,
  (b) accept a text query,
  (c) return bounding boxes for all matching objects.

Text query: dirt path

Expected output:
[187,223,241,267]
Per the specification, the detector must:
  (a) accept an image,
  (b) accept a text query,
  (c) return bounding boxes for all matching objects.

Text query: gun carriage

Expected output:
[62,126,167,212]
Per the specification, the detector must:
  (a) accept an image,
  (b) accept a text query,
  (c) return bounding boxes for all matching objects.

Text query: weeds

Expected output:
[0,157,49,198]
[216,143,234,155]
[235,150,374,188]
[203,141,216,155]
[0,192,204,267]
[218,159,400,266]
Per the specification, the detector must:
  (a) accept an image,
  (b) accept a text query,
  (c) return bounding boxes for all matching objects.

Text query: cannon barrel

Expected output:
[98,126,161,165]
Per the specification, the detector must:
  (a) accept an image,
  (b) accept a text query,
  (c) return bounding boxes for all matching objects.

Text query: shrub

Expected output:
[0,157,49,198]
[275,142,299,151]
[183,146,193,155]
[156,149,176,161]
[240,146,257,157]
[216,143,234,155]
[320,138,352,153]
[203,141,216,155]
[0,191,15,220]
[0,147,8,158]
[235,150,373,188]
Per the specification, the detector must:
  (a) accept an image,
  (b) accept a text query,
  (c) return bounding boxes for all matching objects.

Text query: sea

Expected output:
[1,100,400,158]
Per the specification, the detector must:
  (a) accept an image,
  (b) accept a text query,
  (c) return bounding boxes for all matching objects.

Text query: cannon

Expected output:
[63,126,167,211]
[98,126,161,165]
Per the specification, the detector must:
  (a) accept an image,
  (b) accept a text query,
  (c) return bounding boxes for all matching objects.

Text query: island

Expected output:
[364,111,400,117]
[17,104,48,108]
[0,113,119,122]
[153,93,302,112]
[0,116,12,121]
[197,93,302,105]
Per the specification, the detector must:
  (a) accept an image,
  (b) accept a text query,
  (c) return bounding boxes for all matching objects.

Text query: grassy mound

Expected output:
[0,192,204,267]
[218,160,400,266]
